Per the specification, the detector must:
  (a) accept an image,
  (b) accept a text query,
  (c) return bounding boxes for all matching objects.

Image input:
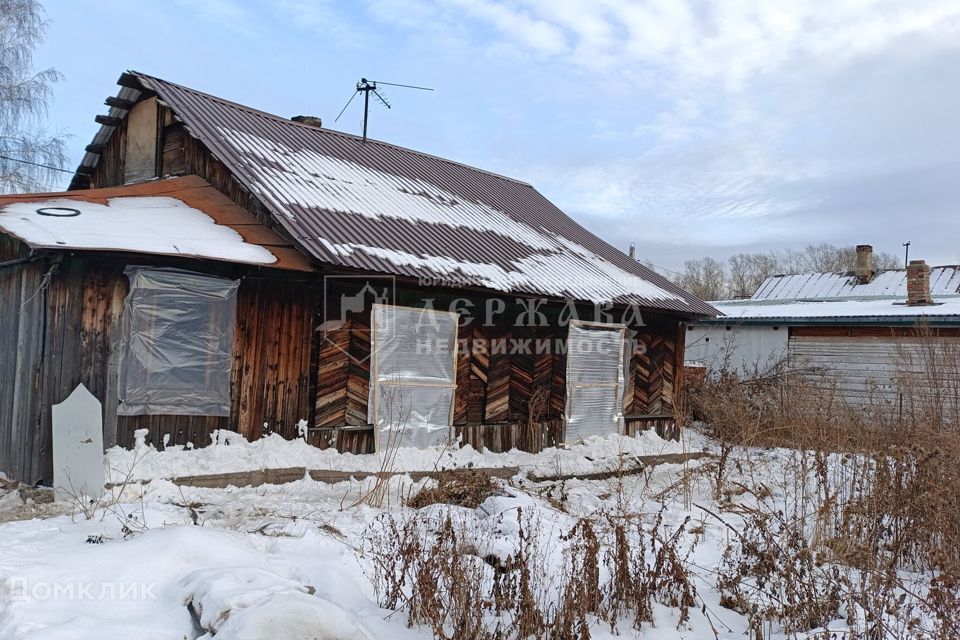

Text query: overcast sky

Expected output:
[38,0,960,272]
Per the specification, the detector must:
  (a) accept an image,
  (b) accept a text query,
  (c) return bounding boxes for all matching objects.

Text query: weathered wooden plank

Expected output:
[95,114,123,128]
[2,264,45,481]
[484,327,510,423]
[346,315,370,425]
[123,97,159,184]
[161,124,187,176]
[509,325,534,420]
[550,332,566,418]
[467,324,488,424]
[104,96,136,110]
[453,322,472,425]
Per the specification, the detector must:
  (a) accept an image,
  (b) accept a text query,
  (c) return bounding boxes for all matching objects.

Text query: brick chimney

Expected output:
[855,244,873,283]
[906,259,933,305]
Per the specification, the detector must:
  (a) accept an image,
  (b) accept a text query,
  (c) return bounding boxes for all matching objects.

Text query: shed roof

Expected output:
[71,71,716,316]
[700,265,960,325]
[708,297,960,325]
[0,176,312,271]
[752,266,960,301]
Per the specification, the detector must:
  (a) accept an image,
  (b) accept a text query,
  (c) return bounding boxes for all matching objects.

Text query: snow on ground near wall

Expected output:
[0,196,277,266]
[0,438,865,639]
[105,430,692,484]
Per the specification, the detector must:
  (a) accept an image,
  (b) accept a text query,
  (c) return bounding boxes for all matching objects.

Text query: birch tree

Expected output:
[0,0,65,193]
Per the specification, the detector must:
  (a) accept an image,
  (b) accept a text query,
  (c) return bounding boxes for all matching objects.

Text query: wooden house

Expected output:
[1,71,715,483]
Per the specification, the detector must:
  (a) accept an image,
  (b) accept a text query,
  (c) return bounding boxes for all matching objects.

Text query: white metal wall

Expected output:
[787,335,960,411]
[788,336,901,410]
[685,324,789,375]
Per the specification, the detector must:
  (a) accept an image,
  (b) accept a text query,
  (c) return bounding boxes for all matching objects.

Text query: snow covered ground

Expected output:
[0,431,925,639]
[105,429,690,483]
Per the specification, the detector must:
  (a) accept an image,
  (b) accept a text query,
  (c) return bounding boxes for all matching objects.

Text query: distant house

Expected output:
[1,71,715,483]
[686,245,960,410]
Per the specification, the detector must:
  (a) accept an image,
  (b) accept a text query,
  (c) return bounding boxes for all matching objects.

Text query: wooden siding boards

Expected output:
[484,326,511,423]
[314,325,350,428]
[312,313,371,429]
[346,315,371,426]
[632,331,676,415]
[467,324,490,424]
[509,325,535,420]
[0,254,314,482]
[0,234,27,261]
[306,309,695,451]
[0,261,46,482]
[787,333,960,411]
[453,324,472,425]
[229,277,315,442]
[123,97,159,184]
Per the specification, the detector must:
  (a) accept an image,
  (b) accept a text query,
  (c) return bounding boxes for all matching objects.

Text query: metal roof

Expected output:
[71,71,716,317]
[752,266,960,301]
[1,176,312,271]
[704,297,960,326]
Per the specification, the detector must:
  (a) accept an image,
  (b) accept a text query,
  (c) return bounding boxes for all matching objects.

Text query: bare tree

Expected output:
[675,244,907,301]
[778,243,900,273]
[727,251,779,299]
[675,256,727,301]
[0,0,66,193]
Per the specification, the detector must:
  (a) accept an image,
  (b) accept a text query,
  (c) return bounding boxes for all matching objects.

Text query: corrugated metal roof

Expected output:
[1,176,312,271]
[709,297,960,324]
[72,71,715,316]
[752,266,960,301]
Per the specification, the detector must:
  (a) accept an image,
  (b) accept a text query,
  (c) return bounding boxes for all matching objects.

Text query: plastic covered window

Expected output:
[117,267,239,416]
[565,321,627,442]
[370,304,459,451]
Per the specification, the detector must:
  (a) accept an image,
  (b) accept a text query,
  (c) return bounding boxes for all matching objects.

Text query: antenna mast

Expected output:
[335,78,433,142]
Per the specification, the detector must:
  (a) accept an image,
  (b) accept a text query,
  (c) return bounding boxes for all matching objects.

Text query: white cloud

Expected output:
[273,0,363,44]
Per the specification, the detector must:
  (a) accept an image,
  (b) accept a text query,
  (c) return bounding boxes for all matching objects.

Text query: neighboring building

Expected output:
[686,245,960,410]
[0,71,715,483]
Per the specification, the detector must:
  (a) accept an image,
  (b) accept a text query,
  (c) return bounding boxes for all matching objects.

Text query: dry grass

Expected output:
[407,469,498,510]
[686,325,960,638]
[362,502,701,639]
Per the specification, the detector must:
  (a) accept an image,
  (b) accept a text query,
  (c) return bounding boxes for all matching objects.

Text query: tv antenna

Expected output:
[334,78,433,142]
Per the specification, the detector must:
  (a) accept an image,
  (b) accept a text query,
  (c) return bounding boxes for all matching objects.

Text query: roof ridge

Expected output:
[130,70,534,189]
[765,264,960,280]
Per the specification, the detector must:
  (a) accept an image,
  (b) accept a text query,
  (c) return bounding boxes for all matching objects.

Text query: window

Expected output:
[117,268,239,416]
[565,320,628,442]
[370,304,459,451]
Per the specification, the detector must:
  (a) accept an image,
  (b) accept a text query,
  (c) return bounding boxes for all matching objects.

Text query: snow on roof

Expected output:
[0,195,277,266]
[710,297,960,323]
[91,71,715,314]
[752,266,960,301]
[219,126,684,304]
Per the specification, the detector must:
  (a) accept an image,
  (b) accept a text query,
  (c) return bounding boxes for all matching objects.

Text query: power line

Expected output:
[0,154,73,174]
[637,259,684,278]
